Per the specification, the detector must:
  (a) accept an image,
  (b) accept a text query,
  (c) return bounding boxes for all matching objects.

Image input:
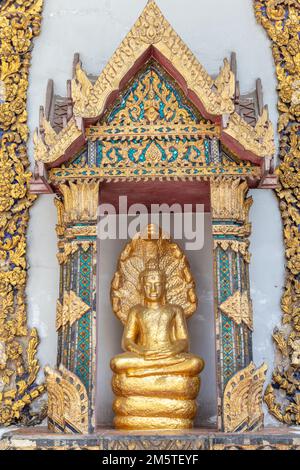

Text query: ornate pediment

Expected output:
[86,62,219,169]
[31,0,276,192]
[71,0,235,120]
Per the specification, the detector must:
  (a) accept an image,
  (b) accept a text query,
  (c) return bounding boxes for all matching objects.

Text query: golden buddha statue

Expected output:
[110,225,204,430]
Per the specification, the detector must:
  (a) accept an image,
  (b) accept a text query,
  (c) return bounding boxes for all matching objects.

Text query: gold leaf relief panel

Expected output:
[0,0,44,426]
[254,0,300,425]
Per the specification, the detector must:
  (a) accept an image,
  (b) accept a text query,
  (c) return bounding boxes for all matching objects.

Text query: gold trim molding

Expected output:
[254,1,300,425]
[0,0,44,426]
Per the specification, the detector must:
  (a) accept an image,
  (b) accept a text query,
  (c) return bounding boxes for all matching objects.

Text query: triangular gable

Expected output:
[71,0,235,121]
[32,0,276,190]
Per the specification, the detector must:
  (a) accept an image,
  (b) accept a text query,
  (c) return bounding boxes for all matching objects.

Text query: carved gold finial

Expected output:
[70,0,236,121]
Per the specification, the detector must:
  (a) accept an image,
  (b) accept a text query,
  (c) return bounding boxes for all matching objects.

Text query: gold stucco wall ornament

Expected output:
[255,0,300,425]
[0,0,45,426]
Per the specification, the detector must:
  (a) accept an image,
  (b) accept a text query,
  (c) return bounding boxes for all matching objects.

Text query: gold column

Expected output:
[211,177,266,432]
[47,179,100,434]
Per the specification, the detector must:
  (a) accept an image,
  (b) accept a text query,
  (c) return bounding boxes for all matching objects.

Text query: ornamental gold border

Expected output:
[254,1,300,424]
[0,0,45,426]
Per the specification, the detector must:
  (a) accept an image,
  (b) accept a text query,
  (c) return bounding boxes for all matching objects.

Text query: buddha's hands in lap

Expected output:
[143,341,187,361]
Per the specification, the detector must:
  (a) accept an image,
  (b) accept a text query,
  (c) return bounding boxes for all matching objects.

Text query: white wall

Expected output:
[23,0,284,427]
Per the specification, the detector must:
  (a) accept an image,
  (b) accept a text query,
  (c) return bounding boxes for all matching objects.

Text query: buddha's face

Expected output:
[142,271,165,303]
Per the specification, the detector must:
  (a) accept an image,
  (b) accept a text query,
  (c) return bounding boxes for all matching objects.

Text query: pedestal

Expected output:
[1,427,300,450]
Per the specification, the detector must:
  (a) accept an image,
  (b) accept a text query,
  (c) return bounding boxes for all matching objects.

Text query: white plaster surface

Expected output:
[19,0,284,427]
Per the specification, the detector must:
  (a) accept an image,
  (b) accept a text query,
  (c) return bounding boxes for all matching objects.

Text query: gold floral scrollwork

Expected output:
[0,0,44,426]
[254,1,300,425]
[223,362,267,432]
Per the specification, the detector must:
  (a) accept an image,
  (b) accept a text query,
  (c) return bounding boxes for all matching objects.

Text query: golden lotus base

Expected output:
[2,427,300,450]
[112,372,201,430]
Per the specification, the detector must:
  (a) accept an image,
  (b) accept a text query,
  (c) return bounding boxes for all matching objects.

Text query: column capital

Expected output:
[210,177,252,223]
[58,179,100,224]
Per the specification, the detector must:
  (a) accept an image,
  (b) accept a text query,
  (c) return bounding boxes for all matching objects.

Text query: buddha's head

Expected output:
[140,259,165,303]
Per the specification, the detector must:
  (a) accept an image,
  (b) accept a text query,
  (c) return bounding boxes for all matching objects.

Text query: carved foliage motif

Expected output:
[58,180,100,223]
[45,365,88,434]
[223,362,267,432]
[0,0,44,426]
[56,291,90,332]
[255,0,300,425]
